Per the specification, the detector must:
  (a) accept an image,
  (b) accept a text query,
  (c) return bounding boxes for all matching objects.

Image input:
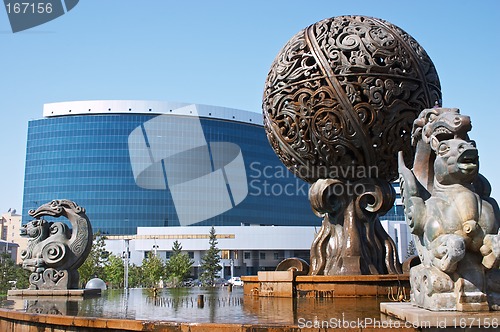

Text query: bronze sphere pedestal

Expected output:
[243,15,441,297]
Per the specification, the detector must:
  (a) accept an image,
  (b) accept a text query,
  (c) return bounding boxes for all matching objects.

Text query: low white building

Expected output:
[0,240,18,262]
[106,225,315,278]
[380,219,413,263]
[104,221,411,278]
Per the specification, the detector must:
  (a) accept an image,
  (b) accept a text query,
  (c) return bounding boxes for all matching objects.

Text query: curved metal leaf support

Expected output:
[309,178,402,275]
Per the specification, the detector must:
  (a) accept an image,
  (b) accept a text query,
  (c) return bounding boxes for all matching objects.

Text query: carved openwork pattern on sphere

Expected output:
[263,15,441,183]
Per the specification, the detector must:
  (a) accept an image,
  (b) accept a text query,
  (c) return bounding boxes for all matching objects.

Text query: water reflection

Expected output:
[1,288,387,324]
[26,299,79,316]
[242,295,384,324]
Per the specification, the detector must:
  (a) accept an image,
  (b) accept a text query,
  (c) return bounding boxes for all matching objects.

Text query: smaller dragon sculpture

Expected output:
[20,200,93,290]
[399,107,500,311]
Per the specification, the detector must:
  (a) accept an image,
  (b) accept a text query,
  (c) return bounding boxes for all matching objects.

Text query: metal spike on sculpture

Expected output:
[19,200,93,290]
[262,15,441,276]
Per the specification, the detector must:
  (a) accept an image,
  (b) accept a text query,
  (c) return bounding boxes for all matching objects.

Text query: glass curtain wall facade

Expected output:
[23,104,316,235]
[22,101,405,235]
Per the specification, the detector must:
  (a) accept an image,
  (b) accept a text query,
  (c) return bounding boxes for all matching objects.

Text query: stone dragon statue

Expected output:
[398,107,500,311]
[20,200,93,290]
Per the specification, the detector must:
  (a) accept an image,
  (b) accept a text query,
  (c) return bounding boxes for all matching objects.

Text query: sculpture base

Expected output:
[7,289,101,297]
[381,302,500,328]
[410,264,499,311]
[242,271,410,298]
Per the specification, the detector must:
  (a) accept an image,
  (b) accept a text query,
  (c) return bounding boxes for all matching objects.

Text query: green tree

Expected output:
[78,231,110,286]
[0,253,20,294]
[141,252,164,288]
[165,240,193,287]
[128,263,143,288]
[14,263,30,289]
[103,254,124,289]
[200,226,222,287]
[405,240,417,259]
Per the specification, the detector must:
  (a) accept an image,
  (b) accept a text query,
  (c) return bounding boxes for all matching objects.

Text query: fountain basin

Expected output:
[7,289,101,297]
[243,271,410,298]
[0,287,415,331]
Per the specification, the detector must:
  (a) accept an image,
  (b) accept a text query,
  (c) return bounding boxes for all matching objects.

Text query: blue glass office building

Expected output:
[22,100,404,235]
[22,101,319,235]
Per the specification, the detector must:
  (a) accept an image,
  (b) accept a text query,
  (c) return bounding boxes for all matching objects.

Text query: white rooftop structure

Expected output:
[43,100,262,126]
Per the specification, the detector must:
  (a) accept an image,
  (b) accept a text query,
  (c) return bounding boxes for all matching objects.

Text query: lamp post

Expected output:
[123,239,129,290]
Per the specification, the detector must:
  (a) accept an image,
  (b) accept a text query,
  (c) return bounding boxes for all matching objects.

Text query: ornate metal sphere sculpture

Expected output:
[263,15,441,183]
[263,16,442,276]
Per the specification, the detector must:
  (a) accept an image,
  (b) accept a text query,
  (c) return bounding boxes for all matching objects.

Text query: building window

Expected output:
[188,251,194,259]
[221,250,230,259]
[165,251,172,259]
[232,251,238,260]
[260,252,266,260]
[244,252,250,260]
[293,250,309,262]
[274,252,279,260]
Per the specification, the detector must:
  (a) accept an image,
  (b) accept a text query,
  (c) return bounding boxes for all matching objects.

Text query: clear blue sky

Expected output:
[0,0,499,214]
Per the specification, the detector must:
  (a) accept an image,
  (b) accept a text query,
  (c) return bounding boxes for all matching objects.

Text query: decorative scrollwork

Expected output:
[276,257,310,274]
[263,15,441,184]
[43,268,67,286]
[41,242,66,266]
[29,268,69,290]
